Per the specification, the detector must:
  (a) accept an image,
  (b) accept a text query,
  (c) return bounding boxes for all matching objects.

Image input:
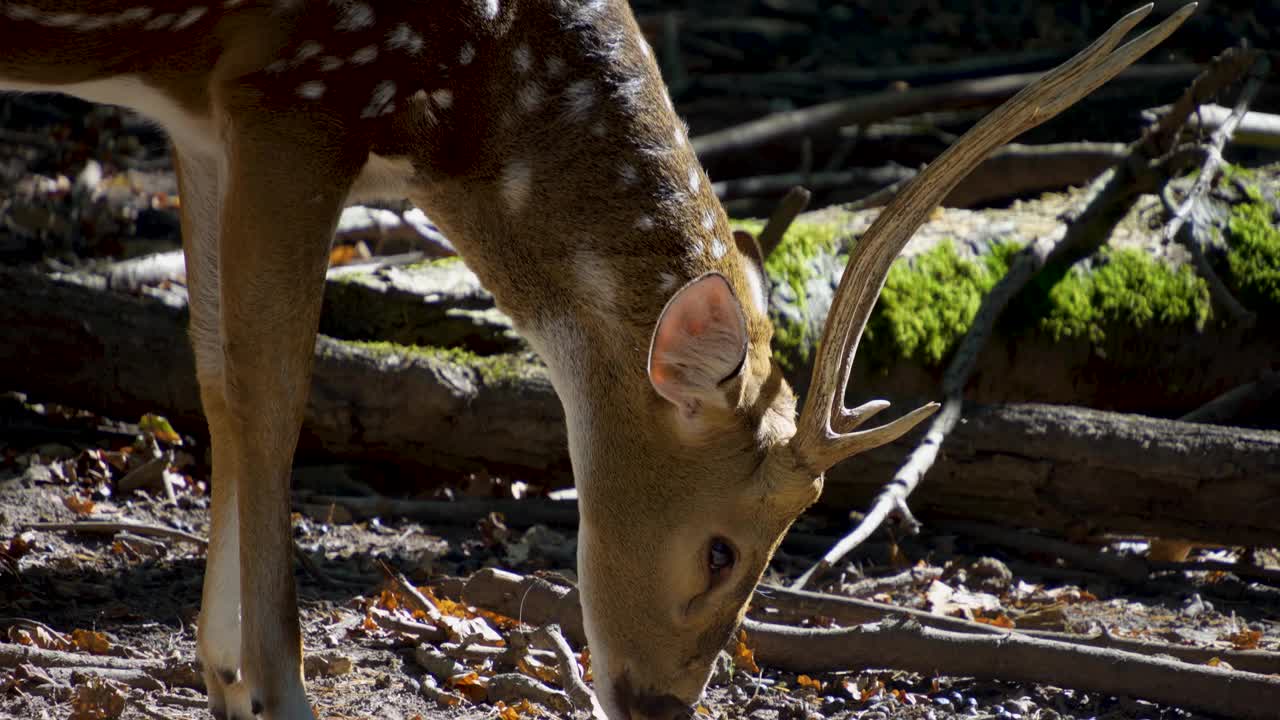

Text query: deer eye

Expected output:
[708,538,735,584]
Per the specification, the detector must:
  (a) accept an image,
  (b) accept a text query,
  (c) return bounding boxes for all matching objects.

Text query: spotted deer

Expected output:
[0,2,1191,719]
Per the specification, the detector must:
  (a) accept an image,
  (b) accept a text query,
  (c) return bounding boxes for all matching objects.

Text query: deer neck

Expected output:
[395,2,769,412]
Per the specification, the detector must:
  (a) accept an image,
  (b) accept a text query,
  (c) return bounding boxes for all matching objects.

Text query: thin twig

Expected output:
[26,521,206,546]
[1161,53,1269,327]
[535,624,595,714]
[757,186,811,257]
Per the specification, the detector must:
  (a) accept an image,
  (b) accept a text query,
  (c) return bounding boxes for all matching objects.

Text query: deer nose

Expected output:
[612,674,694,720]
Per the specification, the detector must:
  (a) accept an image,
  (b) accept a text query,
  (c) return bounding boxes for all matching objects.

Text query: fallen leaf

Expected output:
[139,414,182,445]
[64,494,96,516]
[974,613,1016,629]
[1226,629,1262,650]
[734,630,760,674]
[70,677,126,720]
[449,671,489,703]
[796,674,823,691]
[71,629,111,655]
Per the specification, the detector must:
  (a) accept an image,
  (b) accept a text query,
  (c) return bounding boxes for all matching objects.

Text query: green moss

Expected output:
[866,241,1016,367]
[1037,249,1209,343]
[344,339,535,385]
[1222,191,1280,311]
[403,255,466,271]
[731,218,844,371]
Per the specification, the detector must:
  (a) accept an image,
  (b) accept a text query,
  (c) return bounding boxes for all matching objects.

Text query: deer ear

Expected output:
[648,273,749,417]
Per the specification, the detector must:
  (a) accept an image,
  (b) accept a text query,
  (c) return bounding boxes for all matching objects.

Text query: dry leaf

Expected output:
[1227,629,1263,650]
[71,629,111,655]
[64,494,96,516]
[70,677,126,720]
[796,674,823,691]
[734,630,760,675]
[449,671,489,703]
[974,613,1016,629]
[139,413,182,445]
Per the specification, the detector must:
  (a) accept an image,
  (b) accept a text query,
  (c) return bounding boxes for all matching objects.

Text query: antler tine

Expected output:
[791,3,1196,472]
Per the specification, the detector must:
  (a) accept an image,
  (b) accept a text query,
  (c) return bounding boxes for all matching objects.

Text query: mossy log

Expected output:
[0,265,571,480]
[3,264,1280,547]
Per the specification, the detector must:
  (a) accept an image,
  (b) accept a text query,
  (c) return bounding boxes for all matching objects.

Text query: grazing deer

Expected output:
[0,1,1191,719]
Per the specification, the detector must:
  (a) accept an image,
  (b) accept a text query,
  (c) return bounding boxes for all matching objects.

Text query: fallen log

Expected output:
[3,264,1279,547]
[0,265,572,481]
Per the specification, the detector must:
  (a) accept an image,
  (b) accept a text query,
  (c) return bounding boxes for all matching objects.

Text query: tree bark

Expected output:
[0,265,571,482]
[3,265,1278,547]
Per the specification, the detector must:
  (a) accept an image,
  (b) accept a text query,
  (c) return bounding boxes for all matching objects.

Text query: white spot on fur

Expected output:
[319,56,344,71]
[743,263,767,314]
[564,80,595,123]
[459,42,476,65]
[674,125,686,147]
[687,168,700,192]
[482,0,499,20]
[295,41,323,61]
[350,45,378,65]
[75,14,113,31]
[172,6,207,29]
[546,57,566,78]
[143,12,175,29]
[4,5,38,21]
[636,215,655,231]
[361,80,397,118]
[224,0,245,6]
[658,271,679,294]
[118,7,153,23]
[336,2,375,31]
[615,76,645,108]
[297,81,325,99]
[517,83,544,113]
[388,23,425,54]
[591,122,606,137]
[619,163,638,186]
[710,237,727,259]
[501,160,533,213]
[265,59,289,74]
[514,44,532,74]
[431,89,453,109]
[42,12,84,27]
[575,252,619,316]
[701,210,715,231]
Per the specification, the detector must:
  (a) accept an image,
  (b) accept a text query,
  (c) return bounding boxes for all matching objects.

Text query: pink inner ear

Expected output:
[648,273,748,411]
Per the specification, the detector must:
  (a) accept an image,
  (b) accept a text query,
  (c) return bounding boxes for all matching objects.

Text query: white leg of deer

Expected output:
[176,148,245,720]
[215,102,363,720]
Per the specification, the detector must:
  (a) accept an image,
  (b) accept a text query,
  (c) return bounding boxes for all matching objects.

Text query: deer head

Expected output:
[565,5,1194,719]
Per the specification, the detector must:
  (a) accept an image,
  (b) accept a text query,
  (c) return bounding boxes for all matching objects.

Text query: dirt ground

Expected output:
[2,400,1277,720]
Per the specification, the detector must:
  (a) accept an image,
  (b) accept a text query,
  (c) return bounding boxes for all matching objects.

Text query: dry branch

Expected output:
[743,617,1280,720]
[754,584,1280,676]
[1160,52,1270,326]
[460,568,1280,720]
[25,521,207,546]
[692,64,1199,161]
[756,186,811,257]
[0,643,204,690]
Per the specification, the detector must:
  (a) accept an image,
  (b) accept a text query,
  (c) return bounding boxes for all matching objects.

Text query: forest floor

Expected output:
[2,400,1277,720]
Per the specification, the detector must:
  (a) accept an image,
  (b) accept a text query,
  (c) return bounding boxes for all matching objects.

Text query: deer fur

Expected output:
[0,0,1194,718]
[0,2,802,719]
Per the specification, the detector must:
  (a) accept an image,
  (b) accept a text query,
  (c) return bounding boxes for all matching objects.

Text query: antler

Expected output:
[789,2,1196,473]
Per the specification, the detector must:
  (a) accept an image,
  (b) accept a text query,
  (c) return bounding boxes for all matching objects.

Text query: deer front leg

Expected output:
[212,103,365,720]
[174,146,244,720]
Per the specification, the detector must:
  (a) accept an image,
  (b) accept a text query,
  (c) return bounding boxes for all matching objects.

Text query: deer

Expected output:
[0,2,1192,719]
